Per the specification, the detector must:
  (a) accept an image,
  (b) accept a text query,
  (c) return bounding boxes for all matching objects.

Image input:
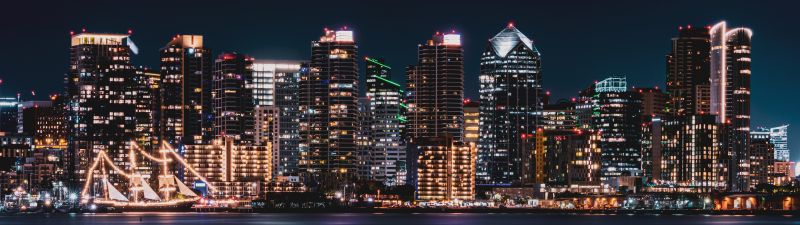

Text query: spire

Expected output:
[489,25,537,57]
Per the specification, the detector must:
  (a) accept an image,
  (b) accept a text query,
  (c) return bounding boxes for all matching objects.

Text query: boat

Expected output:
[81,143,216,212]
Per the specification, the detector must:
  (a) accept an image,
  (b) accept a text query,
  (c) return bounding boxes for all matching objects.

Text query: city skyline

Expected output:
[1,1,797,161]
[2,1,800,221]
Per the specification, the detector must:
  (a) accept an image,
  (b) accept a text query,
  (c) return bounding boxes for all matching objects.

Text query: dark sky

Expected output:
[1,0,798,161]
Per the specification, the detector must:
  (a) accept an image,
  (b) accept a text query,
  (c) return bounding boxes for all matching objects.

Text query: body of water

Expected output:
[0,212,797,225]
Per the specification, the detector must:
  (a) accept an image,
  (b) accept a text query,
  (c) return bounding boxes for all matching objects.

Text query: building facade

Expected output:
[364,57,406,186]
[251,60,304,176]
[666,25,711,115]
[184,138,271,198]
[416,136,475,201]
[66,32,146,187]
[592,77,643,185]
[212,52,255,145]
[478,25,543,186]
[406,32,464,143]
[159,35,213,147]
[299,28,360,183]
[710,21,753,191]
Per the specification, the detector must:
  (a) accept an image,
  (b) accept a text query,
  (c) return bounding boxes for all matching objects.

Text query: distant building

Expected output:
[254,106,280,178]
[541,100,577,131]
[299,28,360,183]
[0,97,19,135]
[416,136,475,201]
[773,161,796,186]
[212,52,255,145]
[748,137,774,189]
[17,97,67,149]
[66,32,146,187]
[364,57,405,186]
[406,31,464,143]
[710,21,752,191]
[752,125,789,162]
[159,34,213,146]
[184,138,271,198]
[406,31,464,189]
[463,100,479,144]
[666,25,710,115]
[592,77,644,185]
[0,135,32,170]
[658,115,725,192]
[251,60,304,176]
[478,24,543,186]
[634,87,668,118]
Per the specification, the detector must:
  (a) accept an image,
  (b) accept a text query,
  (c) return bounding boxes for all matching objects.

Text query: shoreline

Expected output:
[4,208,796,216]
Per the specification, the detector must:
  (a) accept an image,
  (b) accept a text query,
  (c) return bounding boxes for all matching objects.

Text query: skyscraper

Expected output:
[592,77,643,185]
[406,31,464,143]
[406,31,464,193]
[710,21,752,191]
[666,25,711,115]
[251,60,304,176]
[364,57,405,186]
[477,24,543,186]
[299,28,359,184]
[212,52,255,145]
[159,35,213,147]
[66,32,143,187]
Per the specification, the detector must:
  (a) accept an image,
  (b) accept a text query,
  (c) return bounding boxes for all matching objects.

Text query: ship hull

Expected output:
[94,201,195,212]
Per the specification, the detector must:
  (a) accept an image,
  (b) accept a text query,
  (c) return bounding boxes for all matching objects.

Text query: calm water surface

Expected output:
[0,212,797,225]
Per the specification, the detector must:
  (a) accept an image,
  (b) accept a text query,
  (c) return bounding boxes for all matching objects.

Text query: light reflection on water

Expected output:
[0,213,796,225]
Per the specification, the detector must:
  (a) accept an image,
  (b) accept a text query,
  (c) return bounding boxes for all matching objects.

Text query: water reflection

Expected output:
[0,213,796,225]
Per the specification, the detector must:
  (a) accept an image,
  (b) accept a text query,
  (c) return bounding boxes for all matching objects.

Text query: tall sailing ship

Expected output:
[81,143,215,210]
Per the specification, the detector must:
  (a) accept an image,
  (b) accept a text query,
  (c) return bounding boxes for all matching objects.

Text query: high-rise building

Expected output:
[159,35,213,147]
[212,52,255,145]
[66,32,145,187]
[634,87,668,118]
[184,138,271,198]
[752,125,789,162]
[477,24,543,186]
[666,25,711,115]
[748,134,774,189]
[299,28,359,183]
[592,77,643,185]
[254,105,280,178]
[133,68,158,154]
[406,31,465,193]
[18,96,68,150]
[406,31,464,143]
[536,129,602,188]
[416,135,475,201]
[658,115,724,192]
[0,97,19,135]
[710,21,752,191]
[641,116,663,181]
[251,60,304,176]
[364,57,406,186]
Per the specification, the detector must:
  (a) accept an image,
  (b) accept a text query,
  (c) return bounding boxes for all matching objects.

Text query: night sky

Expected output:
[0,0,797,161]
